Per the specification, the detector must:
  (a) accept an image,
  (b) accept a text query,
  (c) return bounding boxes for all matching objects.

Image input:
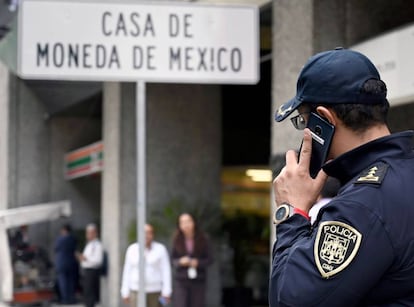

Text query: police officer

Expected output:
[270,48,414,306]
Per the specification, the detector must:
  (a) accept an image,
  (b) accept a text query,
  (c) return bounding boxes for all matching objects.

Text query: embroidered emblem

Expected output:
[277,104,293,117]
[314,221,362,278]
[355,162,388,185]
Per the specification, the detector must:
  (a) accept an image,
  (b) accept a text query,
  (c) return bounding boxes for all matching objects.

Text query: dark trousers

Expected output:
[82,268,100,307]
[57,268,77,304]
[173,279,206,307]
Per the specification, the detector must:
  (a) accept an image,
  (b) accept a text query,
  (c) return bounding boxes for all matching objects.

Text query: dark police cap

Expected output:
[275,47,387,122]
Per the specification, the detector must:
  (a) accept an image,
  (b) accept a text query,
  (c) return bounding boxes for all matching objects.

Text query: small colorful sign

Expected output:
[64,141,103,180]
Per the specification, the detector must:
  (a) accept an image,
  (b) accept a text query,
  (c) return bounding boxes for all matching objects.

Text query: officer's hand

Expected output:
[273,128,328,213]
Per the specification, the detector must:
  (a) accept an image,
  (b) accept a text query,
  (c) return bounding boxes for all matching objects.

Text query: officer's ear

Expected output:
[316,106,338,126]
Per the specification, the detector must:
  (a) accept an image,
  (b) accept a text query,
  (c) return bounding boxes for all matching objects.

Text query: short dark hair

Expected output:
[308,79,389,132]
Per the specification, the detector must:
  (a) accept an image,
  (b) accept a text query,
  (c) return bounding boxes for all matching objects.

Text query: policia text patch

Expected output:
[314,221,362,278]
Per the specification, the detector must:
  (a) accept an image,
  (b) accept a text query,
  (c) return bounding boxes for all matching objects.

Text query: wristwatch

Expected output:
[273,203,295,224]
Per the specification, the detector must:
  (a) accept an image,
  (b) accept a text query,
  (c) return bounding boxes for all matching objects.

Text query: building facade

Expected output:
[0,0,414,306]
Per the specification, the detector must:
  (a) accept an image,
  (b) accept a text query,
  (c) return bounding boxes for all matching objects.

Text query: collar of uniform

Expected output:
[322,130,414,185]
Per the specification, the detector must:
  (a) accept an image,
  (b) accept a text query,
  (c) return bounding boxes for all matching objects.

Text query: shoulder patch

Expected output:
[354,162,389,185]
[314,221,362,278]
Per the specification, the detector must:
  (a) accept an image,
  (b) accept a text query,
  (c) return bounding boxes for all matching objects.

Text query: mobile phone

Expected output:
[302,112,335,178]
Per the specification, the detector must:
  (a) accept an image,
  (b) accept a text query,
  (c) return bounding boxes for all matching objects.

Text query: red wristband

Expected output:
[294,208,310,220]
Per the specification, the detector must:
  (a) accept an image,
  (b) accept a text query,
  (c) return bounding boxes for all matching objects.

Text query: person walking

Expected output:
[171,213,213,307]
[76,223,103,307]
[270,48,414,306]
[55,224,78,304]
[121,224,171,307]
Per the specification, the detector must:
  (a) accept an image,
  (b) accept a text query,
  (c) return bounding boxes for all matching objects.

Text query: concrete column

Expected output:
[272,0,314,160]
[101,82,122,307]
[0,62,9,210]
[5,77,51,244]
[8,78,50,207]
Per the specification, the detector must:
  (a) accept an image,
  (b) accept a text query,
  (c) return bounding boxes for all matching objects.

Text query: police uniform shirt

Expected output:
[270,131,414,306]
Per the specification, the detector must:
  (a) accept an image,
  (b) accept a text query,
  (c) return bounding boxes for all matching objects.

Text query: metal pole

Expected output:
[136,80,146,307]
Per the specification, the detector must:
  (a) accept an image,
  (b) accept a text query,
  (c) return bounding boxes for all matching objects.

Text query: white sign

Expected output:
[352,24,414,106]
[18,0,259,84]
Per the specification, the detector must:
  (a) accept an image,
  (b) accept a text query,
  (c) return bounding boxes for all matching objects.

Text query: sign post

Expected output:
[17,1,259,306]
[136,80,147,307]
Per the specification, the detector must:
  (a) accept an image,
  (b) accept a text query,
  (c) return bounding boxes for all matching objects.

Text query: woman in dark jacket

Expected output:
[171,213,213,307]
